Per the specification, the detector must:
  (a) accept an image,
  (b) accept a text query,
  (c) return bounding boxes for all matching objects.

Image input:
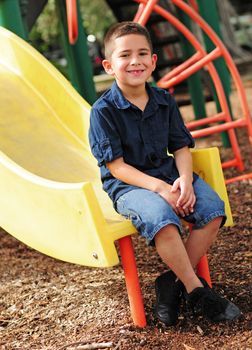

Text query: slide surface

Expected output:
[0,27,132,267]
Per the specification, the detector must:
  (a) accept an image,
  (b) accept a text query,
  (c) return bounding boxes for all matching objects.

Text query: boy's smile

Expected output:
[127,69,144,76]
[102,34,157,93]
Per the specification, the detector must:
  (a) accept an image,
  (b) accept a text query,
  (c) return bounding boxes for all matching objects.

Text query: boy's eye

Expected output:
[140,52,148,56]
[120,53,129,58]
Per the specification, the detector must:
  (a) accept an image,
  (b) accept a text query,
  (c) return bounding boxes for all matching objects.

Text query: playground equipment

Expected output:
[132,0,252,184]
[0,27,233,327]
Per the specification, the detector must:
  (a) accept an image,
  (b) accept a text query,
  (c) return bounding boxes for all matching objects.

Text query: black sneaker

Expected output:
[154,270,183,326]
[186,278,241,323]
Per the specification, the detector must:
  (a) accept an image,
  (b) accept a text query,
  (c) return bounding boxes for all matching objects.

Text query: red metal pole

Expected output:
[136,0,158,26]
[158,48,222,89]
[134,3,145,22]
[225,173,252,184]
[118,236,147,327]
[188,0,199,12]
[186,112,226,130]
[197,255,212,288]
[158,51,202,84]
[66,0,78,44]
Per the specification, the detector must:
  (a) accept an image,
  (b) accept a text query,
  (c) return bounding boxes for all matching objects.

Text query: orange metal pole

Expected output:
[118,236,147,327]
[158,48,222,89]
[136,0,158,26]
[222,159,240,169]
[158,51,202,84]
[188,0,199,12]
[186,112,226,130]
[133,3,145,22]
[66,0,78,44]
[197,255,212,288]
[191,119,247,138]
[191,119,247,136]
[225,173,252,184]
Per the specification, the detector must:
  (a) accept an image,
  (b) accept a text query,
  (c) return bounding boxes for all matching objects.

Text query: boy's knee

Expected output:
[210,216,224,230]
[154,223,181,242]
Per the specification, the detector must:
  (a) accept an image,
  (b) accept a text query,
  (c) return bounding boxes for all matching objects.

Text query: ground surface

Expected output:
[0,76,252,350]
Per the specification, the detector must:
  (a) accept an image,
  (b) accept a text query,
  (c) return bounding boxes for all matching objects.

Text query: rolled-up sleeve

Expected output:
[89,106,123,167]
[167,95,195,153]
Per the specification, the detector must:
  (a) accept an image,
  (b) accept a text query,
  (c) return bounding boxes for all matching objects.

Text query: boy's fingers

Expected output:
[175,201,187,216]
[171,179,180,193]
[170,199,184,216]
[180,205,190,216]
[177,191,189,207]
[182,194,193,208]
[180,193,196,212]
[177,207,186,217]
[172,204,180,215]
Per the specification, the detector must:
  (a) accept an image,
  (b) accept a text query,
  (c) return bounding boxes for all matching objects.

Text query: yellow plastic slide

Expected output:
[0,27,135,267]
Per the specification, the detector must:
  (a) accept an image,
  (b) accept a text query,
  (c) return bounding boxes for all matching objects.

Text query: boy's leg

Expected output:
[116,187,240,324]
[180,177,241,322]
[154,224,202,325]
[184,176,226,268]
[155,222,241,324]
[116,189,200,325]
[116,188,202,292]
[184,217,222,268]
[154,224,202,293]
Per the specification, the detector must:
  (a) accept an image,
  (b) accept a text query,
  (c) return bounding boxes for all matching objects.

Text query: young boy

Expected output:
[88,21,241,326]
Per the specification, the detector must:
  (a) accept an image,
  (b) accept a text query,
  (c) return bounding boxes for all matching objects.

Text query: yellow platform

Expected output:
[0,27,232,269]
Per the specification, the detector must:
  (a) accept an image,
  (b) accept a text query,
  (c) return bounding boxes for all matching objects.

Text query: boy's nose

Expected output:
[130,56,140,65]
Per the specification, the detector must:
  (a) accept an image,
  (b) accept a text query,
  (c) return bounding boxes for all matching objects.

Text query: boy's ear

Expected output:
[152,53,158,70]
[102,59,114,75]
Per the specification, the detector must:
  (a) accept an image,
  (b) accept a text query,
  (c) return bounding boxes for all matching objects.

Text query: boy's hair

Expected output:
[104,21,153,59]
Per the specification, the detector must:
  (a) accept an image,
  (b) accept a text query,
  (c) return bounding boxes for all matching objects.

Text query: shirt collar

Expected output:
[147,83,170,106]
[111,81,131,109]
[111,80,170,110]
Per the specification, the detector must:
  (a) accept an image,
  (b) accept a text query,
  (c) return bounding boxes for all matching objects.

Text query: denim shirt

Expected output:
[89,81,195,205]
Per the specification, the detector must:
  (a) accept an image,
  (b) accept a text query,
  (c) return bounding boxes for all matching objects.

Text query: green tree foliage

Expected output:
[30,0,115,47]
[30,0,59,44]
[79,0,115,41]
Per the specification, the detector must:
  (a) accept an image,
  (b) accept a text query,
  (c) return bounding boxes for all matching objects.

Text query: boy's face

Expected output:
[102,34,157,91]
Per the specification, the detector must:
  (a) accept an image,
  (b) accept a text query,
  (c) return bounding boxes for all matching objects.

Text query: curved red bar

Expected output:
[187,0,199,13]
[133,0,252,182]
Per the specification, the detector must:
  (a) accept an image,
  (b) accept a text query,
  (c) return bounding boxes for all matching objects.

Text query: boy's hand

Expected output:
[171,175,196,216]
[158,183,188,217]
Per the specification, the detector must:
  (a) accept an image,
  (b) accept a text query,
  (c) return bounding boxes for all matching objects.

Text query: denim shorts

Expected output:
[115,176,226,245]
